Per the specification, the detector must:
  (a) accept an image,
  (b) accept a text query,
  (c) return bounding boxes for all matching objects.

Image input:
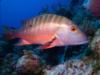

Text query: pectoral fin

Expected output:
[40,36,63,50]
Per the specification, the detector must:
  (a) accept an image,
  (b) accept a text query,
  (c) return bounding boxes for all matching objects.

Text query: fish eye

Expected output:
[71,26,77,32]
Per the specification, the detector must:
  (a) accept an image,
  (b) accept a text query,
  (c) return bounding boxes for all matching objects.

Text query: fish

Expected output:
[83,0,100,17]
[8,14,88,49]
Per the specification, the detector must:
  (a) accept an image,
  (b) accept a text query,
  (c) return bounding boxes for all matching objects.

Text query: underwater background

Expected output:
[0,0,100,75]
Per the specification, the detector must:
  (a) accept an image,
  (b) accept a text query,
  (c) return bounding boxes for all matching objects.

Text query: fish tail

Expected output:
[3,31,15,40]
[2,25,17,40]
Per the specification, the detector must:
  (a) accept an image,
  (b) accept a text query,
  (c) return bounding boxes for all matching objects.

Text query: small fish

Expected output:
[83,0,100,17]
[8,14,88,49]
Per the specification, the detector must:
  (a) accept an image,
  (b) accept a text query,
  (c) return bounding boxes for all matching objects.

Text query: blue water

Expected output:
[0,0,70,29]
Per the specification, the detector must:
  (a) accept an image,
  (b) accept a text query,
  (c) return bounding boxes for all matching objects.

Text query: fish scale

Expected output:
[19,14,71,35]
[29,14,60,34]
[19,14,68,38]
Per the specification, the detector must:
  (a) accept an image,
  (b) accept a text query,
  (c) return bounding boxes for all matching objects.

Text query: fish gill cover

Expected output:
[0,0,100,75]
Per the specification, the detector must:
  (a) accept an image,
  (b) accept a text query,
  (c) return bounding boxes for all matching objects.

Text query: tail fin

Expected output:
[2,25,16,40]
[3,31,15,40]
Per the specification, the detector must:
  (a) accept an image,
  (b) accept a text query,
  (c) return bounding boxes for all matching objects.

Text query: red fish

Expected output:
[8,14,88,49]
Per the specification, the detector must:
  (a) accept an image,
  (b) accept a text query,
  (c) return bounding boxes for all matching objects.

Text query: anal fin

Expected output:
[15,39,31,46]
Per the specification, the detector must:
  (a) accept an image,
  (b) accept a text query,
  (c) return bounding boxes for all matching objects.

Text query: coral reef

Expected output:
[91,29,100,52]
[90,29,100,72]
[82,29,100,74]
[16,50,38,72]
[44,59,100,75]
